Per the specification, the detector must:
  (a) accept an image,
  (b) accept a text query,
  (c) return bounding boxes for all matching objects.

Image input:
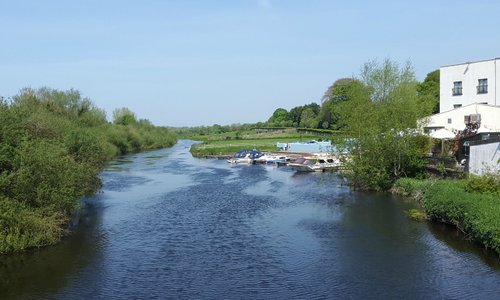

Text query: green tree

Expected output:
[299,107,317,128]
[113,107,137,125]
[417,69,440,114]
[267,108,289,127]
[337,59,432,190]
[319,78,362,129]
[288,106,303,127]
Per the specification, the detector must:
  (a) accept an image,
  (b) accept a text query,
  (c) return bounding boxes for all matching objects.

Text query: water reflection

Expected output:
[427,222,500,269]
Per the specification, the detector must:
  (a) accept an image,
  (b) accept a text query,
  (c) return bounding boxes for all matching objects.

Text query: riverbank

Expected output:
[0,88,177,254]
[392,177,500,255]
[189,132,326,157]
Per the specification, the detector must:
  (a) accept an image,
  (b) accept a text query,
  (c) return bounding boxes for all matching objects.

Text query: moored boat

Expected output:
[227,150,264,164]
[253,153,291,165]
[288,155,341,172]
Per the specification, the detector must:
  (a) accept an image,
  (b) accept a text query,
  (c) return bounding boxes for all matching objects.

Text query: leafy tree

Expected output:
[113,107,137,125]
[285,103,319,128]
[319,78,362,129]
[337,59,433,190]
[288,106,303,127]
[417,69,440,114]
[267,108,289,127]
[299,107,318,128]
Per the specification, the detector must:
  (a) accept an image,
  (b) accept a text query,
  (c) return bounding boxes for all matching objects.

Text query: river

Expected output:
[1,140,499,299]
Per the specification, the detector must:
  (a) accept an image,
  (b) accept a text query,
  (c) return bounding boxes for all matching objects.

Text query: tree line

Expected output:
[0,87,176,253]
[267,66,439,129]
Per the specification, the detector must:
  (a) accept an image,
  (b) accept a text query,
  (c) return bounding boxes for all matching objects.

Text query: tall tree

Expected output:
[319,78,361,129]
[299,107,317,128]
[417,69,440,114]
[267,108,290,127]
[337,59,432,190]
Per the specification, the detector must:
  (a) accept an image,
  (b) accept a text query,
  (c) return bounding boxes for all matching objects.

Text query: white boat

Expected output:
[253,153,291,165]
[227,150,264,164]
[288,155,341,172]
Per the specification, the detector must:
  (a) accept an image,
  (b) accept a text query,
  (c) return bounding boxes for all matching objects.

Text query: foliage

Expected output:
[336,59,434,190]
[0,197,66,253]
[318,78,361,129]
[281,103,320,128]
[423,180,500,254]
[113,107,137,125]
[394,177,500,254]
[407,209,427,221]
[392,178,434,199]
[0,87,176,253]
[175,123,263,137]
[267,108,290,127]
[465,173,500,195]
[417,70,440,114]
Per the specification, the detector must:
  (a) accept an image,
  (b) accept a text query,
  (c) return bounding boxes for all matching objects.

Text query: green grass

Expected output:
[407,208,427,221]
[190,134,327,156]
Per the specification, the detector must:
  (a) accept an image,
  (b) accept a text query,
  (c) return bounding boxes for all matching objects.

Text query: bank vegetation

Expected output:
[0,88,176,254]
[393,175,500,254]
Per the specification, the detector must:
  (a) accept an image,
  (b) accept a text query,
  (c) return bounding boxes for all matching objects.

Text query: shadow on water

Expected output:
[427,222,500,270]
[0,199,105,300]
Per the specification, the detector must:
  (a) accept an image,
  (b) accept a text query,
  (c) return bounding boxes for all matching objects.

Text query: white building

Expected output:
[468,139,500,175]
[420,58,500,134]
[422,103,500,133]
[440,58,499,113]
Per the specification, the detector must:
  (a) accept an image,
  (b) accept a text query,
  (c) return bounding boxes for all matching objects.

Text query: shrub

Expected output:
[0,87,177,253]
[423,180,500,253]
[0,197,66,253]
[465,173,500,195]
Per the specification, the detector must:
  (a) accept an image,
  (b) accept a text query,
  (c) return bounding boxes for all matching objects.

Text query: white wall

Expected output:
[469,142,500,175]
[421,104,500,133]
[440,58,499,113]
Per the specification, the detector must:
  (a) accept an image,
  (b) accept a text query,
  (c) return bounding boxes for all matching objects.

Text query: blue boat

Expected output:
[227,150,264,164]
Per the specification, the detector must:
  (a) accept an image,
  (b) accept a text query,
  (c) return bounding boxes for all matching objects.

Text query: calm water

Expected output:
[1,140,500,299]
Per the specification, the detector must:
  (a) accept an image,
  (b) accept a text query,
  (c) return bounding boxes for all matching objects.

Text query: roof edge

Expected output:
[441,57,500,68]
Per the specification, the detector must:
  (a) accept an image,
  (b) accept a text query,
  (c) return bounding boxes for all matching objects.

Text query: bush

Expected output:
[465,173,500,195]
[423,180,500,254]
[0,87,177,253]
[392,178,434,200]
[0,197,66,253]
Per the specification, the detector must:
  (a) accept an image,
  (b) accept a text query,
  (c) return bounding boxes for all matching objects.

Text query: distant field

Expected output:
[189,133,328,157]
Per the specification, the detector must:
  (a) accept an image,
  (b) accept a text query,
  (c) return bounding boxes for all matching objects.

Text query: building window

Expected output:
[477,78,488,94]
[452,81,462,96]
[453,104,462,109]
[447,118,452,124]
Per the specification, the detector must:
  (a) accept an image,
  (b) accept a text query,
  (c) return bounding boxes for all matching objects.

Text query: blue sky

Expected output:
[1,0,499,127]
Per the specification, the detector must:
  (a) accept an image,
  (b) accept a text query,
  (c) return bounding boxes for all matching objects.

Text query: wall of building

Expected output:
[421,104,500,133]
[440,58,499,113]
[468,141,500,175]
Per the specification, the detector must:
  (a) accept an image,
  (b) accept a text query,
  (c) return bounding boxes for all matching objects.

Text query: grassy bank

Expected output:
[393,176,500,254]
[0,88,177,254]
[190,133,327,157]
